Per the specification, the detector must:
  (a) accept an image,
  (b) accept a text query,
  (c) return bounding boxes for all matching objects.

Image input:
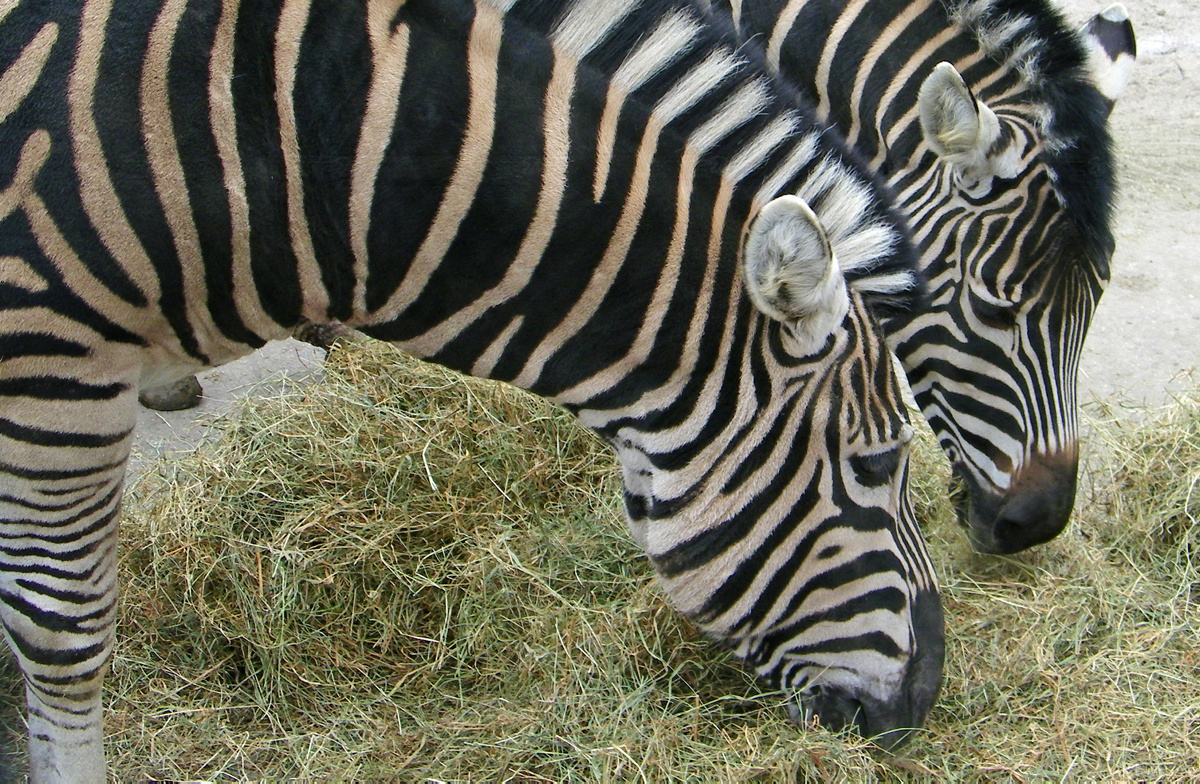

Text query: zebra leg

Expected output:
[0,353,140,784]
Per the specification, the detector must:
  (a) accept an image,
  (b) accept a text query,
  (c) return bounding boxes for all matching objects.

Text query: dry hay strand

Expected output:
[107,341,890,781]
[1087,390,1200,569]
[907,390,1200,781]
[8,340,1196,781]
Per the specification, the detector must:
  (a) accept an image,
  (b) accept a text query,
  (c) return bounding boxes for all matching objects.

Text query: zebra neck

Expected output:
[355,0,908,405]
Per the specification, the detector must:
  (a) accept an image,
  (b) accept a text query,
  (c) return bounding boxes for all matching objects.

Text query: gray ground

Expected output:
[1071,0,1200,406]
[131,338,327,473]
[134,1,1200,468]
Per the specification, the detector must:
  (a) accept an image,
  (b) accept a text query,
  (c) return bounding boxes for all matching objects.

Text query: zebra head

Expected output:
[592,196,942,749]
[887,3,1135,555]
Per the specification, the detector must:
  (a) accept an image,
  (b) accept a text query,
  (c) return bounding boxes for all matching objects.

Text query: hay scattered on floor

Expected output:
[9,341,1200,780]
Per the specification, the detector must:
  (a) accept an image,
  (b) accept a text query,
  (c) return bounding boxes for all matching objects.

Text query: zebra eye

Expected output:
[967,288,1019,330]
[850,446,903,486]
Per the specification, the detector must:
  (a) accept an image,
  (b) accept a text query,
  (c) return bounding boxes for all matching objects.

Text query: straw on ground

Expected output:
[2,340,1197,780]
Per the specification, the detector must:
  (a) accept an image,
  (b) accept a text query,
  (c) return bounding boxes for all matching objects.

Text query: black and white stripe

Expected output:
[707,0,1135,553]
[0,0,940,779]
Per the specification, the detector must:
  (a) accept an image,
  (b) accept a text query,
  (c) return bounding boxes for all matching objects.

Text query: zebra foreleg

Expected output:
[8,617,112,784]
[0,357,139,784]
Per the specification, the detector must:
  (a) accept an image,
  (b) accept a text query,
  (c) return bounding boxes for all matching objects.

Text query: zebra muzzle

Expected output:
[953,451,1079,554]
[790,589,944,750]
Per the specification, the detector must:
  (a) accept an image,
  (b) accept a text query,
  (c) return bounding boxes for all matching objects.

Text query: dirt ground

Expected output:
[131,0,1200,469]
[1069,0,1200,406]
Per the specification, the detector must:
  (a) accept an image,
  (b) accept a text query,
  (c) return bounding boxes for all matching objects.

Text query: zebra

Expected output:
[0,0,941,779]
[702,0,1136,554]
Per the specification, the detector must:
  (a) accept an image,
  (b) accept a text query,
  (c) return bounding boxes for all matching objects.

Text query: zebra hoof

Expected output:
[293,320,355,350]
[138,375,203,411]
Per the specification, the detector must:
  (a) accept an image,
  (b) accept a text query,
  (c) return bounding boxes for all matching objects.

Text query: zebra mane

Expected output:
[804,144,925,319]
[944,0,1118,268]
[687,1,925,316]
[695,3,924,317]
[529,0,926,318]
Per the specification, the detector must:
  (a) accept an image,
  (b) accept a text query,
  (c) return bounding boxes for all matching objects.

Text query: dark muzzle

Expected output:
[953,450,1078,554]
[798,589,945,750]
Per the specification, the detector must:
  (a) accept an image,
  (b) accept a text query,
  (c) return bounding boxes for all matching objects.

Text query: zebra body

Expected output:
[0,0,939,779]
[708,0,1135,553]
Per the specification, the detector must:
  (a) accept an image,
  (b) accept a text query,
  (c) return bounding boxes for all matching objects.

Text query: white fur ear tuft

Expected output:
[917,62,1002,170]
[1080,3,1136,104]
[742,195,849,345]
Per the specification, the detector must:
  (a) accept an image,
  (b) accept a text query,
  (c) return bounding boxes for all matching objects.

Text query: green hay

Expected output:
[10,340,1200,780]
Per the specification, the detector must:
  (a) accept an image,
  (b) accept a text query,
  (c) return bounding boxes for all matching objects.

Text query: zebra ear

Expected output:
[1080,3,1136,106]
[917,63,1004,168]
[742,195,849,347]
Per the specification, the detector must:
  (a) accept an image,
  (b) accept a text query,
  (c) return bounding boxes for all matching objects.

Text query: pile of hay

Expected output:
[3,341,1199,780]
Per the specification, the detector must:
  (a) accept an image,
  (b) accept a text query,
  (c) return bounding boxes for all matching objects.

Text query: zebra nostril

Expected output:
[805,685,922,751]
[806,685,867,736]
[994,522,1026,554]
[993,496,1064,552]
[993,491,1042,545]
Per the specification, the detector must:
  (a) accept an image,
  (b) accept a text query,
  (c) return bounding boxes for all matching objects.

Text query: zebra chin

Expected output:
[950,450,1080,555]
[784,589,944,751]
